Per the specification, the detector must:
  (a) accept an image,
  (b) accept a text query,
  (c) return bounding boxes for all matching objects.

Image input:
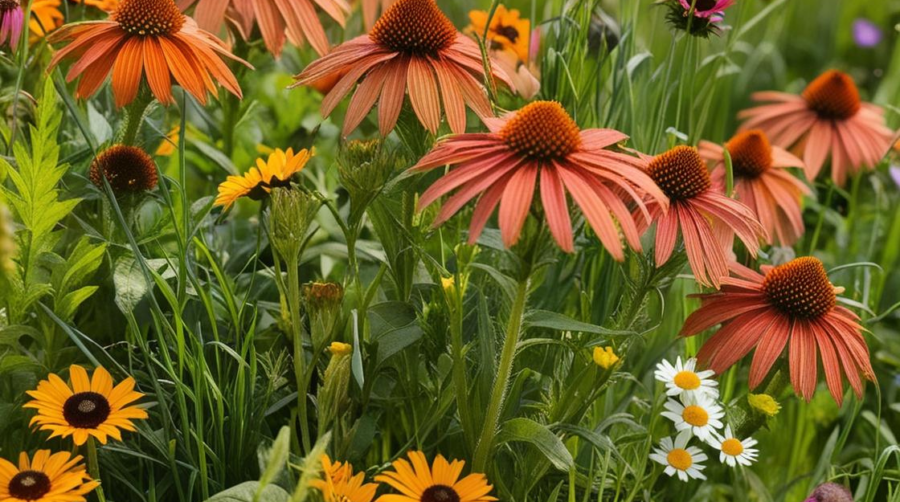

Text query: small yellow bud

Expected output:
[329,342,352,356]
[592,346,619,370]
[748,393,780,417]
[441,276,455,292]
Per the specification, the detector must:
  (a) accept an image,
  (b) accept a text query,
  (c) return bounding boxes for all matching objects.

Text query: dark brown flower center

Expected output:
[762,257,836,320]
[693,0,718,11]
[802,70,861,120]
[648,146,711,201]
[495,24,519,43]
[369,0,457,56]
[499,101,582,160]
[8,470,51,501]
[725,130,773,179]
[0,0,18,13]
[63,391,112,429]
[114,0,184,36]
[90,144,159,194]
[422,485,461,502]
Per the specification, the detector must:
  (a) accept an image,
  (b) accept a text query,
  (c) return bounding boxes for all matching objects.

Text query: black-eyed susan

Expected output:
[24,365,148,446]
[214,148,313,210]
[0,450,99,502]
[310,455,377,502]
[375,451,497,502]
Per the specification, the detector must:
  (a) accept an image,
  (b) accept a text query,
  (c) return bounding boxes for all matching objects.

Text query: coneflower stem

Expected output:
[472,278,530,472]
[448,275,474,452]
[86,437,107,502]
[119,90,154,146]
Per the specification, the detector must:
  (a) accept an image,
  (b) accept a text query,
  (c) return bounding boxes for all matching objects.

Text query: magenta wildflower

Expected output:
[0,0,23,50]
[677,0,734,19]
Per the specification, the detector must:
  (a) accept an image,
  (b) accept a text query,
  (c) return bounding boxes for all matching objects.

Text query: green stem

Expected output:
[808,182,835,255]
[448,281,474,452]
[286,255,311,454]
[472,278,530,472]
[119,91,154,146]
[87,438,107,502]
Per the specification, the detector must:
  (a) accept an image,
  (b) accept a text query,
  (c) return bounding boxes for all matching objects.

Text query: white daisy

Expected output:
[654,357,718,398]
[709,425,759,467]
[650,430,708,482]
[661,392,725,442]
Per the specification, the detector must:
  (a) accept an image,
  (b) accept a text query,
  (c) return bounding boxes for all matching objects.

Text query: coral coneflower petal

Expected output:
[433,61,467,134]
[143,37,173,104]
[498,164,538,248]
[468,179,508,245]
[540,166,574,253]
[112,38,144,108]
[654,209,679,267]
[418,151,516,208]
[557,165,623,261]
[344,66,390,136]
[789,321,818,401]
[407,57,442,133]
[813,326,845,406]
[433,158,520,225]
[379,56,410,134]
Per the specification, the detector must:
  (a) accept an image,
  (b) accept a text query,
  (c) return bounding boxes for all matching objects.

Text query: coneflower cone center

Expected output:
[726,130,773,179]
[63,391,112,429]
[499,101,582,160]
[114,0,184,36]
[90,145,159,193]
[667,449,693,471]
[8,470,52,500]
[693,0,718,11]
[421,485,461,502]
[762,257,836,320]
[0,0,18,13]
[370,0,456,56]
[802,70,861,120]
[647,146,711,201]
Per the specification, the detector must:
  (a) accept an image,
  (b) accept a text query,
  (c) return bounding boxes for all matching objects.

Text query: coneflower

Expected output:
[90,145,159,194]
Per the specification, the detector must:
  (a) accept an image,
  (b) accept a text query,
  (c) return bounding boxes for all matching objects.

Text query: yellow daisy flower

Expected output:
[375,451,497,502]
[311,455,378,502]
[78,0,119,12]
[214,148,313,210]
[29,0,64,39]
[24,365,148,446]
[0,450,99,502]
[467,5,531,62]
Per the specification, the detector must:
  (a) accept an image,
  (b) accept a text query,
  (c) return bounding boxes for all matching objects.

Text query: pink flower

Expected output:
[677,0,734,18]
[0,0,24,50]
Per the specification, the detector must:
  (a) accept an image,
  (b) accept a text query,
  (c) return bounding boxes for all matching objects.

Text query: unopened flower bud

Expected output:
[337,140,396,225]
[804,482,853,502]
[269,187,319,263]
[748,393,781,417]
[318,343,352,432]
[304,282,344,348]
[592,346,620,370]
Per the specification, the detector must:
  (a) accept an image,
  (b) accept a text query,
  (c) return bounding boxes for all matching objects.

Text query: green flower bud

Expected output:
[269,187,320,263]
[318,343,353,432]
[336,140,396,226]
[304,282,344,348]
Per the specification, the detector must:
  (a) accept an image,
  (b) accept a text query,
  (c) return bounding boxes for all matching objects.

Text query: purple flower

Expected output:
[804,482,853,502]
[0,0,23,51]
[677,0,735,18]
[852,18,882,48]
[890,165,900,189]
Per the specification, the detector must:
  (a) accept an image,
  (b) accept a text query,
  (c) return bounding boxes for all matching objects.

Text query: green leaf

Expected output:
[524,310,633,336]
[113,257,150,313]
[56,286,99,322]
[368,301,423,364]
[496,418,574,471]
[205,482,290,502]
[256,427,291,498]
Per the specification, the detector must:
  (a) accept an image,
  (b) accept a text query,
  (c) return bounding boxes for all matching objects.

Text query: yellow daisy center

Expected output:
[114,0,185,36]
[499,101,583,160]
[8,470,52,501]
[63,391,112,429]
[725,130,773,179]
[673,370,701,390]
[762,257,836,320]
[721,438,744,456]
[369,0,457,56]
[421,485,461,502]
[682,405,709,427]
[647,146,711,201]
[802,70,861,121]
[667,449,693,471]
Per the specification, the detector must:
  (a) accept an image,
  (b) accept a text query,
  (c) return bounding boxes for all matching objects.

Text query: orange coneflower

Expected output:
[637,146,766,289]
[738,69,895,187]
[25,365,148,446]
[680,257,876,405]
[214,148,313,209]
[291,0,514,137]
[467,5,540,99]
[177,0,349,57]
[410,101,667,257]
[375,451,497,502]
[0,450,99,502]
[47,0,249,108]
[29,0,64,39]
[699,130,810,246]
[90,144,159,194]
